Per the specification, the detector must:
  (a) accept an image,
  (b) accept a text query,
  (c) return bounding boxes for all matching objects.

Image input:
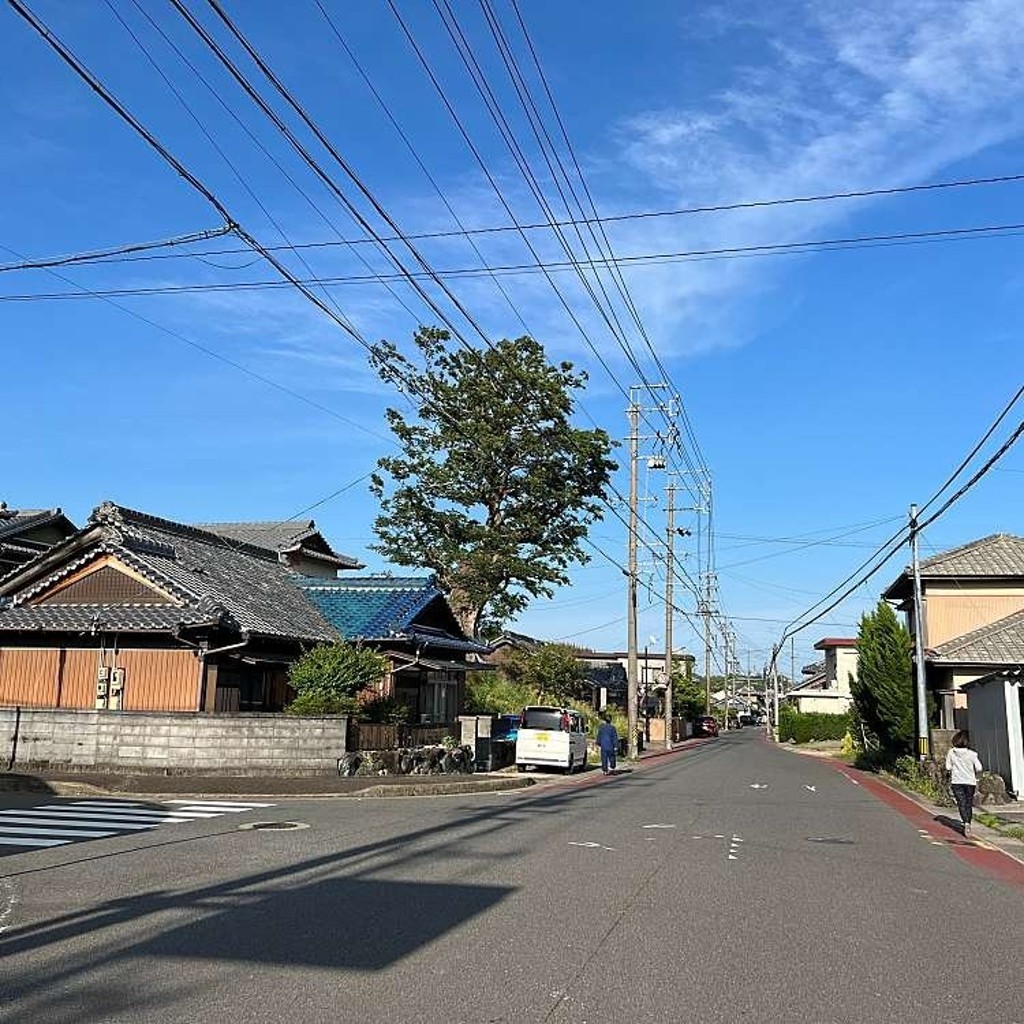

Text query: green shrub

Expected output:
[884,755,953,806]
[464,671,539,714]
[286,642,388,715]
[778,705,852,744]
[284,691,358,716]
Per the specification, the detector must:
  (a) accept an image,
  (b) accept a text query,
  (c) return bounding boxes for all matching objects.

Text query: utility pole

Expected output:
[703,573,712,715]
[626,398,640,761]
[663,481,676,750]
[790,637,795,693]
[909,504,930,761]
[771,643,780,742]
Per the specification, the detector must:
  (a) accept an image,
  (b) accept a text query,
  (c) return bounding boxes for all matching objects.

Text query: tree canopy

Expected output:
[502,643,589,706]
[286,642,388,716]
[369,327,617,635]
[850,601,914,755]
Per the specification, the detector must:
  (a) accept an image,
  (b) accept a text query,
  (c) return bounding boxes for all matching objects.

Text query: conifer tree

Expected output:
[850,601,914,755]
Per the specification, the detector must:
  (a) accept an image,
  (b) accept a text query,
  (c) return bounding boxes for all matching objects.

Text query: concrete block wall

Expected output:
[0,707,348,775]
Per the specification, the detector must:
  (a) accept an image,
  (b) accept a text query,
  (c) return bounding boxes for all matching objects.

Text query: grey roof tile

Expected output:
[199,520,362,568]
[0,503,339,643]
[919,534,1024,576]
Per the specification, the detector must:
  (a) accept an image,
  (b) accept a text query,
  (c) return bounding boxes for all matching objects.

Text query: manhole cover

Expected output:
[806,837,854,845]
[238,821,309,832]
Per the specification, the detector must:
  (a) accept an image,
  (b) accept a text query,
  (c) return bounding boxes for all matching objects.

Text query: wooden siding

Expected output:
[0,646,198,711]
[924,586,1024,648]
[32,554,178,605]
[0,648,59,706]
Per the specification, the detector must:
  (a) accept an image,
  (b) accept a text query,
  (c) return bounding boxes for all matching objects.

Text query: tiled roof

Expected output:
[0,507,74,541]
[0,503,338,643]
[930,608,1024,665]
[300,577,489,653]
[919,534,1024,576]
[300,576,442,638]
[814,637,858,650]
[0,604,213,632]
[199,520,363,569]
[884,534,1024,600]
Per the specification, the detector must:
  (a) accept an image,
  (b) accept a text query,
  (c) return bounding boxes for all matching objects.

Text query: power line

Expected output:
[22,169,1024,267]
[0,224,233,274]
[9,219,1023,301]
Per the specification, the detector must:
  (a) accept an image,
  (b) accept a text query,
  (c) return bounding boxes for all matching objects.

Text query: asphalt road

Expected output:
[1,732,1021,1023]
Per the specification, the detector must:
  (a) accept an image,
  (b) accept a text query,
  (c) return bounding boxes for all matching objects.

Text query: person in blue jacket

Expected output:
[597,714,619,774]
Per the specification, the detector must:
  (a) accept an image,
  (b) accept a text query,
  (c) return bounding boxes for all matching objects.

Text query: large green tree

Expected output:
[502,643,588,706]
[850,601,914,755]
[369,328,617,635]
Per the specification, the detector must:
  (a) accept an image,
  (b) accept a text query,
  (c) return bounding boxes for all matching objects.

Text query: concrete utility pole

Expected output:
[703,572,712,715]
[663,481,676,750]
[909,504,930,761]
[626,399,640,760]
[771,643,780,742]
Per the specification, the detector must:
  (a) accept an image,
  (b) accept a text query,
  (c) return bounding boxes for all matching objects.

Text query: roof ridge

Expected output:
[93,503,280,563]
[920,532,1024,570]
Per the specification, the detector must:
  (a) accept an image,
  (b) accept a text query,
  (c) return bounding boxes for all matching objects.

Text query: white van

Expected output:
[515,706,588,773]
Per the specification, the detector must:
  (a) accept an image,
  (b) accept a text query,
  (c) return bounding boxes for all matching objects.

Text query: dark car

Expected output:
[693,715,719,738]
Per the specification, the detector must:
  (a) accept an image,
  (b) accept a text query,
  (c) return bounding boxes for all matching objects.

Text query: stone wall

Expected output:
[0,707,348,775]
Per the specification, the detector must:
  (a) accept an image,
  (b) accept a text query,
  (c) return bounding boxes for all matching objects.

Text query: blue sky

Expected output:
[3,0,1023,678]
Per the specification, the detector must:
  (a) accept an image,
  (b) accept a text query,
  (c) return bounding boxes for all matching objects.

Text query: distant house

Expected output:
[883,534,1024,729]
[199,519,364,579]
[573,648,696,713]
[485,630,544,666]
[784,638,857,714]
[963,667,1023,798]
[300,576,491,724]
[0,503,338,713]
[0,504,76,577]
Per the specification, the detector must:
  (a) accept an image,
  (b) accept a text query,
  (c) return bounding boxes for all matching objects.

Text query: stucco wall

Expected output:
[923,583,1024,647]
[0,708,348,775]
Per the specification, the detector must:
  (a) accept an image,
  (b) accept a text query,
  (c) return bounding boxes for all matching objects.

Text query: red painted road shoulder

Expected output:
[832,761,1024,889]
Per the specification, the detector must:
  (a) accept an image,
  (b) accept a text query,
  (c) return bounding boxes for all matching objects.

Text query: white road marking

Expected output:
[0,825,117,839]
[33,806,207,822]
[714,834,725,838]
[0,814,157,830]
[804,785,817,793]
[567,842,615,851]
[164,800,274,809]
[750,783,769,789]
[640,823,676,829]
[728,854,738,861]
[0,836,69,848]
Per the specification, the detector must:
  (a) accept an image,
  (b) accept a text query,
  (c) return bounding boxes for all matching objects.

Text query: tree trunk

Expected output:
[447,585,481,639]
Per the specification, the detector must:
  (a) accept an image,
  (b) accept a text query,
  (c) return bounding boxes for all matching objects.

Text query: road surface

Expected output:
[1,731,1021,1023]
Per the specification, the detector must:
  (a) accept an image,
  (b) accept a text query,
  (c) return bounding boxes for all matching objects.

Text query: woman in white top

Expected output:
[945,730,983,838]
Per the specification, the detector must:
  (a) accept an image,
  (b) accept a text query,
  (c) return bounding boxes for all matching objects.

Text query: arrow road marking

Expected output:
[804,785,817,793]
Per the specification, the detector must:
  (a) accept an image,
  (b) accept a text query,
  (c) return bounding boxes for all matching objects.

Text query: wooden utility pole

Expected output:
[663,481,676,750]
[626,399,640,760]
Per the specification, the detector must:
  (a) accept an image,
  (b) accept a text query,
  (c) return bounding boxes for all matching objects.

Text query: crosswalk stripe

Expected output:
[66,801,223,816]
[164,800,274,809]
[0,826,117,839]
[67,801,149,808]
[33,806,212,822]
[0,836,70,848]
[0,815,158,831]
[5,809,195,825]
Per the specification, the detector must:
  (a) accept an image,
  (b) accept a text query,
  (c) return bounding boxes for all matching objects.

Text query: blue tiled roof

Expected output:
[299,577,439,639]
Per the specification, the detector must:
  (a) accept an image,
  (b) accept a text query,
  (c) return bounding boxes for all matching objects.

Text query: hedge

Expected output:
[778,706,852,744]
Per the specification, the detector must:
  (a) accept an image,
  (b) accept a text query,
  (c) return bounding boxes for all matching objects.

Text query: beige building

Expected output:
[784,637,857,715]
[882,534,1024,730]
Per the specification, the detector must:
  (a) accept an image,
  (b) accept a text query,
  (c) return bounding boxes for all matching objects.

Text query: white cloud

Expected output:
[600,0,1024,355]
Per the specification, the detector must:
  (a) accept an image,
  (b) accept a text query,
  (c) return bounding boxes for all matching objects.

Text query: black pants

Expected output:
[952,783,976,825]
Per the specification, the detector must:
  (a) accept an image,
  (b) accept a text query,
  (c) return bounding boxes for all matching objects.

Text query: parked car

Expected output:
[515,706,588,773]
[693,715,719,738]
[739,713,758,727]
